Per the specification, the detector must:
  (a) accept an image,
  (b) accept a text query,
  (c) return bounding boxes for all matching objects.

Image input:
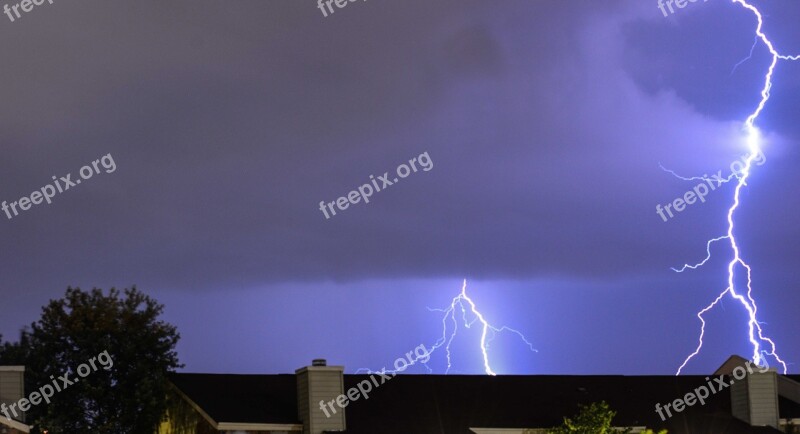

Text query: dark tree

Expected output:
[544,401,666,434]
[0,330,33,365]
[1,287,182,434]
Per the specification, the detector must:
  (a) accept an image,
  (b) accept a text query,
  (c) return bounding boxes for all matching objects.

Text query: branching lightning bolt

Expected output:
[425,279,537,376]
[730,35,760,76]
[673,0,798,375]
[356,279,536,376]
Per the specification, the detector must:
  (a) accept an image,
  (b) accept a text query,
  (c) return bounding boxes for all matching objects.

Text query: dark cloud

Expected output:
[0,0,798,374]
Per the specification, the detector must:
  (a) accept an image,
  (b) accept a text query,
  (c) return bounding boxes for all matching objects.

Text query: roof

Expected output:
[340,374,782,434]
[0,416,31,433]
[168,373,299,424]
[169,372,785,433]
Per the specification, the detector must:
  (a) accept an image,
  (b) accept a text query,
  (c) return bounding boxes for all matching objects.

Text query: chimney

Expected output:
[296,359,345,434]
[0,366,25,422]
[729,366,779,428]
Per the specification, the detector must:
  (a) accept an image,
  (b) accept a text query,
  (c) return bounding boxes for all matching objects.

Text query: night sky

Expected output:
[1,0,799,376]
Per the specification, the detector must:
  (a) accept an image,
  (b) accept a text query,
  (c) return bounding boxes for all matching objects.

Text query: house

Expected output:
[0,366,30,434]
[157,355,800,434]
[3,355,799,433]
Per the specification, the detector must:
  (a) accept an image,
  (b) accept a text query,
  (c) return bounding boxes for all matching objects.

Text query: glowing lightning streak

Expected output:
[357,279,537,376]
[730,35,759,76]
[427,279,537,376]
[675,0,799,375]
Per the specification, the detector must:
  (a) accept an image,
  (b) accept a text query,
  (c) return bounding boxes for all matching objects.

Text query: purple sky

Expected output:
[1,0,799,376]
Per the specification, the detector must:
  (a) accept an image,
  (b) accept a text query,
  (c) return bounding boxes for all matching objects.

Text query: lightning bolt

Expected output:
[673,0,798,375]
[356,279,536,376]
[426,279,537,376]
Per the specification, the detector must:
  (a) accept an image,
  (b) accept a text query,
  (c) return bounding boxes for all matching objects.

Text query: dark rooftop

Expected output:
[169,372,789,433]
[169,373,299,425]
